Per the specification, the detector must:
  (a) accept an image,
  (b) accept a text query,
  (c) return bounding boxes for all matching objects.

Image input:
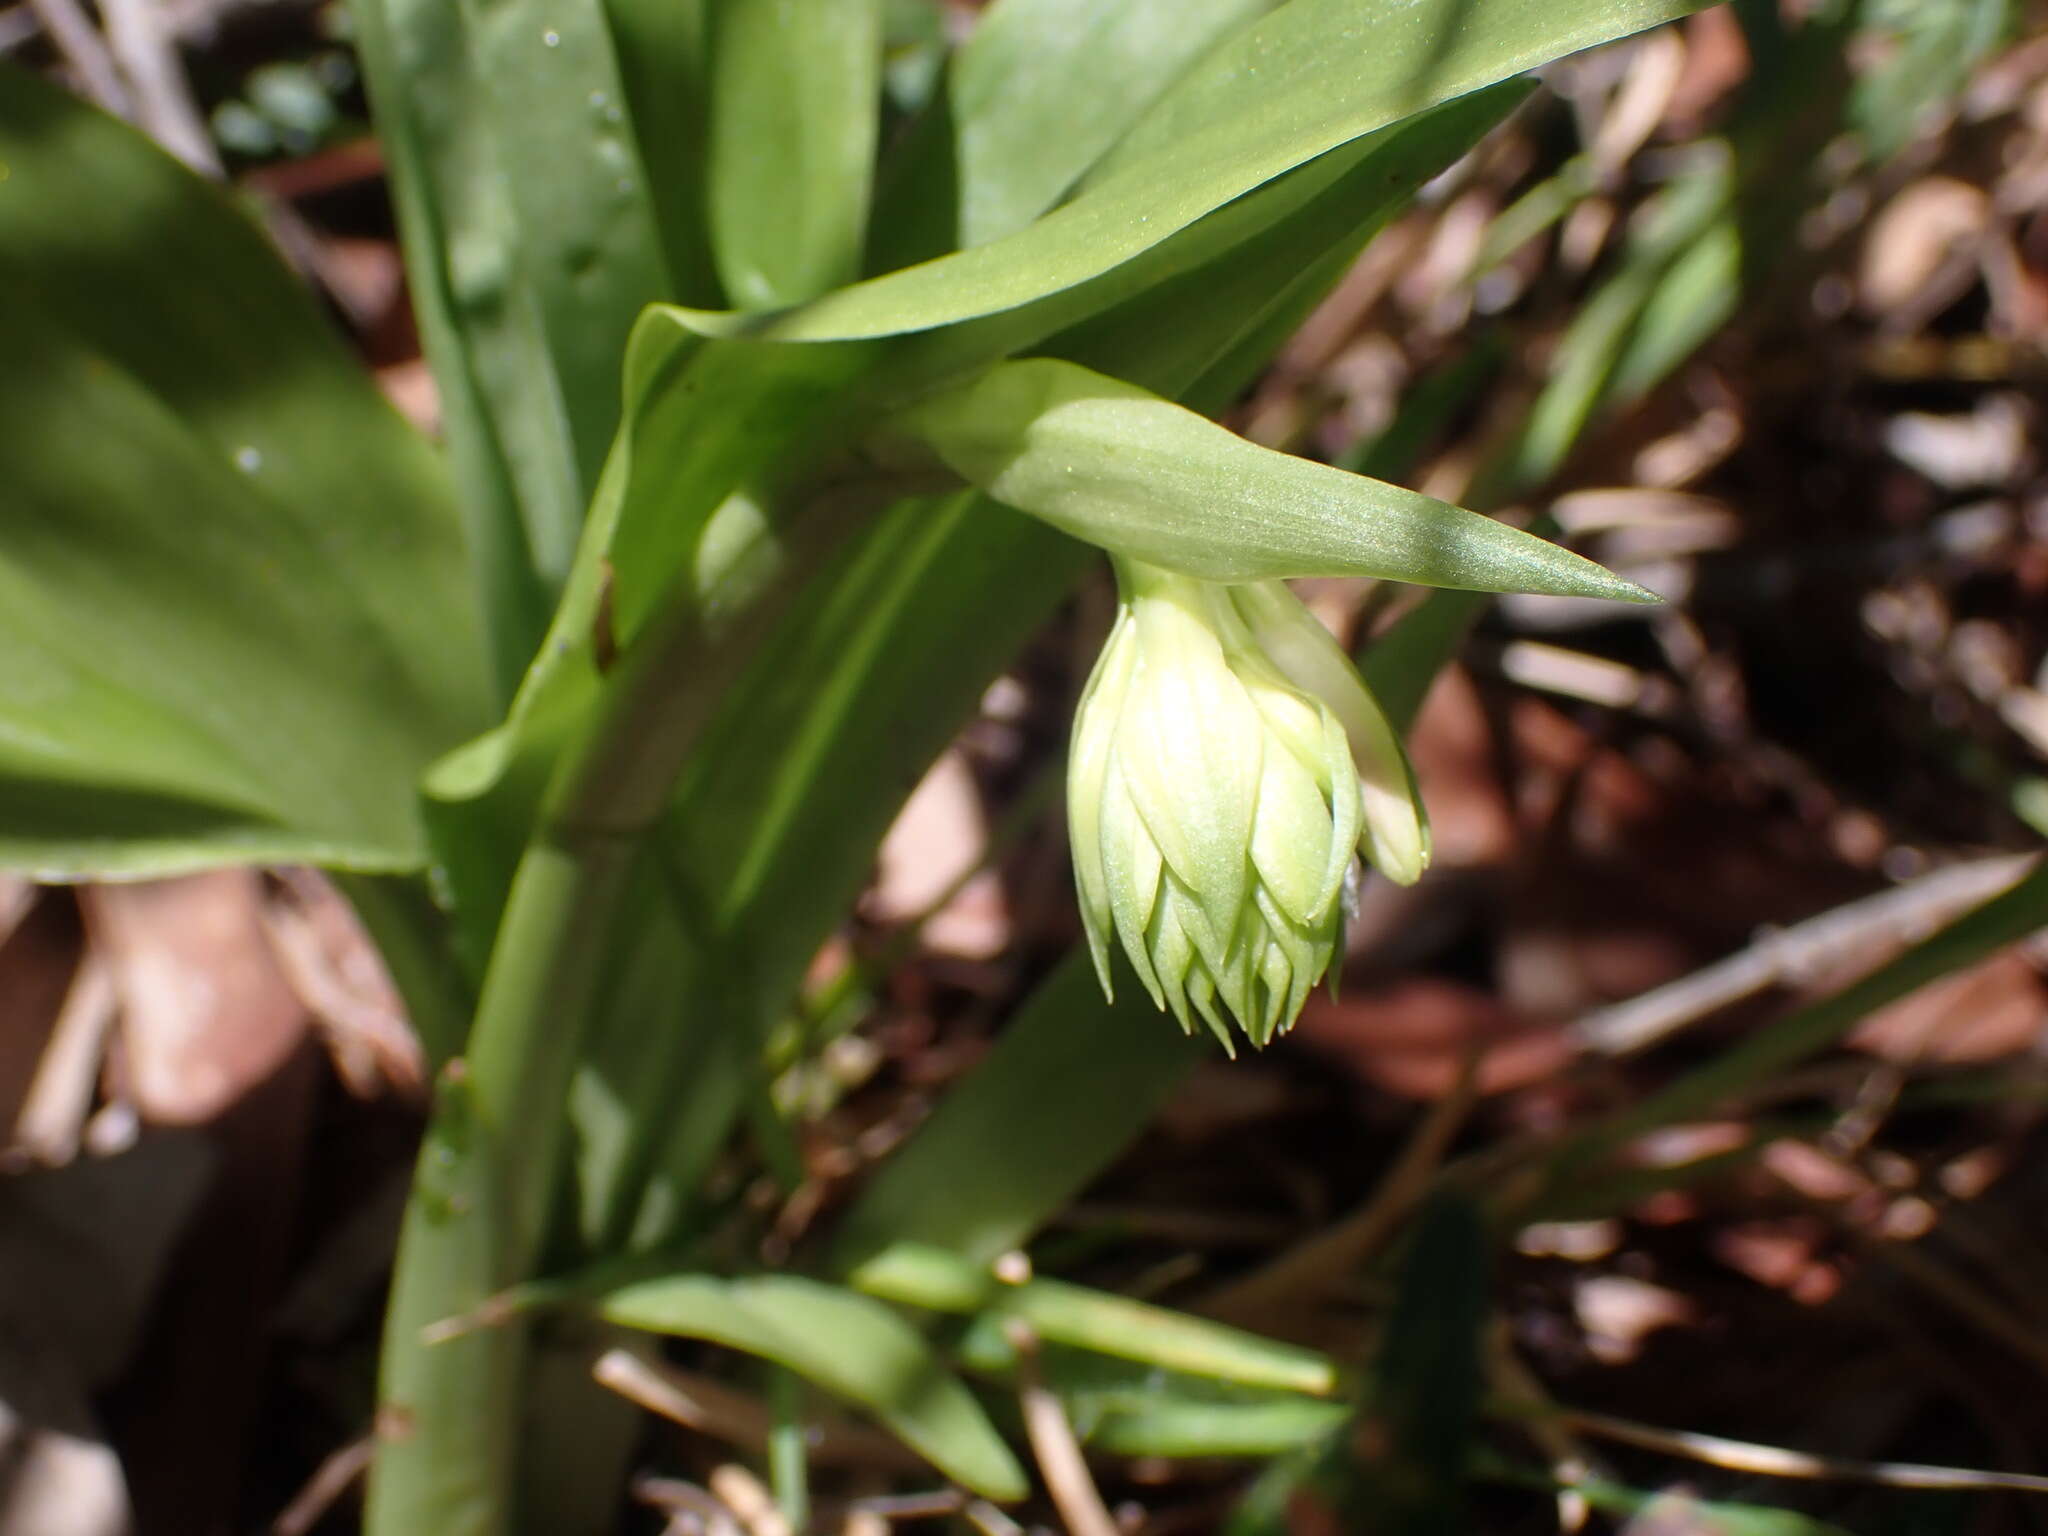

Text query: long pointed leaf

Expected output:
[707,0,882,306]
[354,0,669,686]
[895,357,1657,599]
[599,1273,1028,1499]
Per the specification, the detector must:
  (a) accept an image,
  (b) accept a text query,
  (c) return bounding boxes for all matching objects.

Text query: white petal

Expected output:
[1117,571,1262,941]
[1067,609,1137,995]
[1101,754,1166,1008]
[1248,729,1336,927]
[1234,581,1429,885]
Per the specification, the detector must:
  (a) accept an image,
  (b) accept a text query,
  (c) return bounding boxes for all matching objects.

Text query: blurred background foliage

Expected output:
[3,0,2048,1533]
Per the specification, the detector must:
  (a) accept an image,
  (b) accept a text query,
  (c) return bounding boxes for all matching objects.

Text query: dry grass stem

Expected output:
[271,1433,375,1536]
[9,953,114,1165]
[1574,855,2036,1057]
[22,0,127,113]
[1006,1319,1118,1536]
[592,1349,923,1474]
[1560,1408,2048,1495]
[708,1464,791,1536]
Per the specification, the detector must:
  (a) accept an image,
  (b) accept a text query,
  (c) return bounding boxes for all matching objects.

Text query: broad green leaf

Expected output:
[894,358,1658,599]
[708,0,882,306]
[597,1273,1027,1499]
[945,0,1275,249]
[351,0,552,691]
[354,0,669,689]
[451,0,671,494]
[0,68,488,876]
[672,0,1709,342]
[601,0,721,303]
[864,84,1522,406]
[867,0,1272,273]
[1047,85,1528,405]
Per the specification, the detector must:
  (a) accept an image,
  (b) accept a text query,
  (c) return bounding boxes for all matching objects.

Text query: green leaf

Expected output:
[597,1273,1028,1499]
[0,67,489,876]
[1090,1396,1347,1459]
[450,0,671,493]
[419,316,878,968]
[943,0,1275,249]
[673,0,1710,342]
[602,0,721,303]
[708,0,882,306]
[893,357,1658,599]
[1474,165,1733,505]
[353,0,670,689]
[1364,1194,1488,1527]
[1851,0,2013,161]
[833,955,1207,1270]
[1048,85,1528,407]
[848,1243,1339,1397]
[866,0,1271,274]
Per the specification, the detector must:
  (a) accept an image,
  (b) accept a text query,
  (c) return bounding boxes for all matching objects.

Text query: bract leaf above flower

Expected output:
[890,357,1658,603]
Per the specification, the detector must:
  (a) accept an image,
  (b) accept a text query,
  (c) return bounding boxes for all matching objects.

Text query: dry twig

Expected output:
[1006,1319,1118,1536]
[271,1433,376,1536]
[98,0,219,173]
[1573,855,2036,1057]
[592,1349,923,1474]
[10,954,115,1166]
[1560,1408,2048,1495]
[22,0,128,113]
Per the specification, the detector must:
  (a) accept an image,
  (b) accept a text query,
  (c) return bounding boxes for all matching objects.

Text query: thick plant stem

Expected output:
[367,838,634,1536]
[364,485,866,1536]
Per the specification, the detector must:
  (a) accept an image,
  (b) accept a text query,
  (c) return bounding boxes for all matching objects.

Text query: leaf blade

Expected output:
[897,359,1658,600]
[677,0,1710,341]
[0,68,489,875]
[599,1273,1029,1499]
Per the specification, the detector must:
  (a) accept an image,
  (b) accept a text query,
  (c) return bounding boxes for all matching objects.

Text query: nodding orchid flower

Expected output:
[1067,559,1426,1048]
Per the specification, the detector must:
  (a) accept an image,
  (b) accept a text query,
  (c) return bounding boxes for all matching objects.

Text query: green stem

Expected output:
[768,1370,810,1530]
[364,484,868,1536]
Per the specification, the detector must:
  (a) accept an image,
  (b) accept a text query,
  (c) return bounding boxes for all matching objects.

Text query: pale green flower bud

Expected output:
[1070,558,1429,1049]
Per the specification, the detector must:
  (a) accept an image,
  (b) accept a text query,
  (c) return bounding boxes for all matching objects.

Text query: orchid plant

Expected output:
[0,0,1711,1528]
